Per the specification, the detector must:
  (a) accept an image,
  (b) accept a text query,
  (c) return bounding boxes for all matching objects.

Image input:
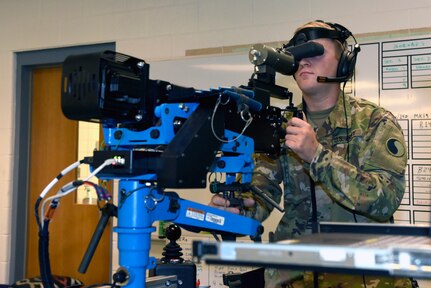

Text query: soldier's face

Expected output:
[294,38,340,94]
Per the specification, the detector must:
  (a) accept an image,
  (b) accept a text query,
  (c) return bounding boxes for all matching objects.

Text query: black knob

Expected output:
[161,224,184,263]
[165,224,181,241]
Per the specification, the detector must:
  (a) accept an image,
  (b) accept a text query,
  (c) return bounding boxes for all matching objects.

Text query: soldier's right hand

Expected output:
[209,194,255,215]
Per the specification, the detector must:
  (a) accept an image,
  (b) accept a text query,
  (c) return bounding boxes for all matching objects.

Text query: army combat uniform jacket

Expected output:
[245,92,411,288]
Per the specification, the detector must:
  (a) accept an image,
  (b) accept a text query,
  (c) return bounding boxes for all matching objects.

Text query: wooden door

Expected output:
[26,66,111,285]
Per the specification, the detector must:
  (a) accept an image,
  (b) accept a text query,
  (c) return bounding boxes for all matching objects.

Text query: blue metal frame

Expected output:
[98,90,264,287]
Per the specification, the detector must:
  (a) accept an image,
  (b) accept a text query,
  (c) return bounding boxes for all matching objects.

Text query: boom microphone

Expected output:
[317,75,349,83]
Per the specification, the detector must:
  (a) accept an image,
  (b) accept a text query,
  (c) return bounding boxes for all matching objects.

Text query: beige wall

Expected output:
[2,0,431,284]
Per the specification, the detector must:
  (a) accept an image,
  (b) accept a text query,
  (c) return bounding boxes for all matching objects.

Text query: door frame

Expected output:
[11,42,115,283]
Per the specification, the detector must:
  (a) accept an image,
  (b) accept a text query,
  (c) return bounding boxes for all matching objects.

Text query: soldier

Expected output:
[210,20,413,287]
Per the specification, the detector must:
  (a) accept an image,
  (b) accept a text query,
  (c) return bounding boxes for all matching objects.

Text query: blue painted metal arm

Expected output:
[114,180,263,287]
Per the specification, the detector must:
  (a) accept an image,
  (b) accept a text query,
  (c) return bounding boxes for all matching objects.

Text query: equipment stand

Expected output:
[114,180,157,287]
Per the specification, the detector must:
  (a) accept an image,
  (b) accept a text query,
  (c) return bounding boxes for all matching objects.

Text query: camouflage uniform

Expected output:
[244,92,410,288]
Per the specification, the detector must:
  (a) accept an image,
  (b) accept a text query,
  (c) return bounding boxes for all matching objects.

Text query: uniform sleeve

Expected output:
[243,154,284,222]
[309,113,407,222]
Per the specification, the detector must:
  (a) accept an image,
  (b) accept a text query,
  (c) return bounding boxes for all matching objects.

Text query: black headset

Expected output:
[284,20,361,83]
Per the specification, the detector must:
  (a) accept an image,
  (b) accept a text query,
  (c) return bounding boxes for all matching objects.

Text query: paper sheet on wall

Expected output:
[354,36,431,224]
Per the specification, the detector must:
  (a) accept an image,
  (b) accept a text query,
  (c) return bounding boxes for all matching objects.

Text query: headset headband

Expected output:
[286,25,352,48]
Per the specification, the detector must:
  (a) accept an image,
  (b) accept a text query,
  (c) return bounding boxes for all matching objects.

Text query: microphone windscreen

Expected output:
[317,75,348,83]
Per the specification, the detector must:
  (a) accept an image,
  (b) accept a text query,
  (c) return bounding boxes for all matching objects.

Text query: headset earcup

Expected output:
[337,50,351,78]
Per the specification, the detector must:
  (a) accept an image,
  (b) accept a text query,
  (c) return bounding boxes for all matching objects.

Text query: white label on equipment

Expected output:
[205,212,225,226]
[186,207,205,221]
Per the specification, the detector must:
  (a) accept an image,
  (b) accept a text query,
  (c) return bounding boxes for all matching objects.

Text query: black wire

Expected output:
[119,185,147,208]
[341,82,350,162]
[39,220,55,288]
[35,197,43,230]
[362,274,367,288]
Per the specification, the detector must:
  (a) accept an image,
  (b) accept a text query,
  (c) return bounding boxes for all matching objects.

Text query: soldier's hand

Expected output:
[285,115,318,163]
[209,194,255,215]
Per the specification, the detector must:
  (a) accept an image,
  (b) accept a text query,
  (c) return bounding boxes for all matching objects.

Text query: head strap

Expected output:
[285,25,352,48]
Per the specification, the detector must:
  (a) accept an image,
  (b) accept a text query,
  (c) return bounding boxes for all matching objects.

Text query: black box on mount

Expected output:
[149,260,196,288]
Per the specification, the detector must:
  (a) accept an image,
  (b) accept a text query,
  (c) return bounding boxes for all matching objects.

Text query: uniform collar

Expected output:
[299,91,351,132]
[328,91,351,130]
[299,91,352,133]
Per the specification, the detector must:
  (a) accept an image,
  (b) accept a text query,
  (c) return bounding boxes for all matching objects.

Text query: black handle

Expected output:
[78,203,117,274]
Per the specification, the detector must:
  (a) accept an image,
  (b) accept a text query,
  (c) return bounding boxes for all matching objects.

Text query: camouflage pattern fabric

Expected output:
[265,270,413,288]
[243,92,409,287]
[11,275,83,287]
